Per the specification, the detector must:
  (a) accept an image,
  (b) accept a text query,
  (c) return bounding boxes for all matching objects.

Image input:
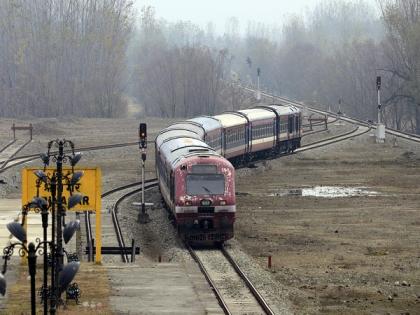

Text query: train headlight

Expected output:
[185,200,192,206]
[220,200,226,206]
[201,199,211,206]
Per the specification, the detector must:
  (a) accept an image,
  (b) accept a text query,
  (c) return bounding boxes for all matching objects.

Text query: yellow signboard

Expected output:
[21,167,102,263]
[22,167,101,212]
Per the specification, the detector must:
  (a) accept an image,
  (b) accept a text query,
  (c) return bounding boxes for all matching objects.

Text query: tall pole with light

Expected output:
[1,210,80,315]
[21,196,50,315]
[376,76,385,143]
[32,140,83,314]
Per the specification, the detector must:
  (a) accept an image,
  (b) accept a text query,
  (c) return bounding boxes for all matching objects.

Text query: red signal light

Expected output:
[139,123,147,149]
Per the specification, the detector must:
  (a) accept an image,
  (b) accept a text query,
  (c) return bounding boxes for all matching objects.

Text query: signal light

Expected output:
[139,123,147,149]
[376,76,381,90]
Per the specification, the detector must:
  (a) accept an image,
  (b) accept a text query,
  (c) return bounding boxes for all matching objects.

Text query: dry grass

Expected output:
[4,262,112,315]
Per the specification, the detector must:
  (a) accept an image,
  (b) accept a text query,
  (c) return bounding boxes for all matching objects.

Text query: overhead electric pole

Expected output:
[256,67,261,101]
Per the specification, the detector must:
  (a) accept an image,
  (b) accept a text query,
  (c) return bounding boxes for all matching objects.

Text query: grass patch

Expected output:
[4,262,112,314]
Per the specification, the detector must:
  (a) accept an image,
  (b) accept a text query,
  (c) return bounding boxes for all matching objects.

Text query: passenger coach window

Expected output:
[186,174,225,195]
[280,120,288,133]
[252,124,273,140]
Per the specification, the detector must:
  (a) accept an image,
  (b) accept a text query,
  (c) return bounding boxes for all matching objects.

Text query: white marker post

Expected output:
[376,76,385,143]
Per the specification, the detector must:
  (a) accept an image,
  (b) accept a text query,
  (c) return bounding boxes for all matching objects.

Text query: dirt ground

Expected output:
[1,116,420,314]
[235,128,420,314]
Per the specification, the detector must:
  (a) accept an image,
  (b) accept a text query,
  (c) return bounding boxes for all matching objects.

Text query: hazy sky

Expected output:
[135,0,379,31]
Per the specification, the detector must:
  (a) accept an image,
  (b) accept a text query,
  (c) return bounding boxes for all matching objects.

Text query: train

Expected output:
[155,103,302,243]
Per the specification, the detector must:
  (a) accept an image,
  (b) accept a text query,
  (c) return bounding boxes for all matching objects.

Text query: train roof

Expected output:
[155,129,201,149]
[237,108,276,121]
[213,112,247,128]
[164,122,205,137]
[188,116,222,132]
[266,104,301,115]
[159,137,218,167]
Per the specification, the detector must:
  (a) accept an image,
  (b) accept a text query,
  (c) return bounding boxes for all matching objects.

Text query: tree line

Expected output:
[130,1,420,133]
[0,0,133,118]
[1,0,419,135]
[128,7,248,118]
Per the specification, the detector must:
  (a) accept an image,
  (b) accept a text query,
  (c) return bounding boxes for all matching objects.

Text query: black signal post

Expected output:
[139,123,147,150]
[138,123,150,223]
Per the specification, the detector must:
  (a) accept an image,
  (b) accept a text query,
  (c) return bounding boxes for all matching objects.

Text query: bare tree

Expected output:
[0,0,134,118]
[378,0,420,133]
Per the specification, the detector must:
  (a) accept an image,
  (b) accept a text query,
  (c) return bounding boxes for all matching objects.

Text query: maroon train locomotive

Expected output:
[155,133,235,243]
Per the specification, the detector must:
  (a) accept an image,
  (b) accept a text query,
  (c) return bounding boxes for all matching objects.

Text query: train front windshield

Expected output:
[186,174,225,195]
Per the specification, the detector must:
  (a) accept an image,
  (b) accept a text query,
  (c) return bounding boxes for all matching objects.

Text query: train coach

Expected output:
[155,103,302,243]
[190,103,302,166]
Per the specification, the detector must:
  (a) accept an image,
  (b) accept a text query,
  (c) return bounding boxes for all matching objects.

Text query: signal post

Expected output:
[136,123,152,223]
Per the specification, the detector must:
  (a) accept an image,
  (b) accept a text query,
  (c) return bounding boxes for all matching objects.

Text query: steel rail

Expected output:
[111,200,129,263]
[251,87,420,143]
[112,181,158,262]
[0,157,34,174]
[300,126,360,148]
[0,140,16,154]
[220,246,275,315]
[297,126,372,153]
[102,178,158,198]
[0,139,32,170]
[186,244,231,315]
[0,140,154,174]
[86,180,159,263]
[9,140,156,162]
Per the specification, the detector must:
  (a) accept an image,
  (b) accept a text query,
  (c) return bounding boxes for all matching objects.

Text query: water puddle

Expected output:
[269,186,380,198]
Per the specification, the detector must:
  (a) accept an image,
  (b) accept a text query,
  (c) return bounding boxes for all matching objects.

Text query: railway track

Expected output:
[0,140,16,154]
[187,244,275,315]
[0,139,31,170]
[84,179,158,263]
[298,125,372,153]
[0,140,143,174]
[244,86,420,143]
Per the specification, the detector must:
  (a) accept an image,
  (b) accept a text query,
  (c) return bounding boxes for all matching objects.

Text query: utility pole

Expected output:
[376,76,385,143]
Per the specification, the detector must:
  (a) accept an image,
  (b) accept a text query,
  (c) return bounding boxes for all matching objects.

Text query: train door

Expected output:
[271,119,276,151]
[288,115,294,139]
[247,123,252,153]
[299,114,303,137]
